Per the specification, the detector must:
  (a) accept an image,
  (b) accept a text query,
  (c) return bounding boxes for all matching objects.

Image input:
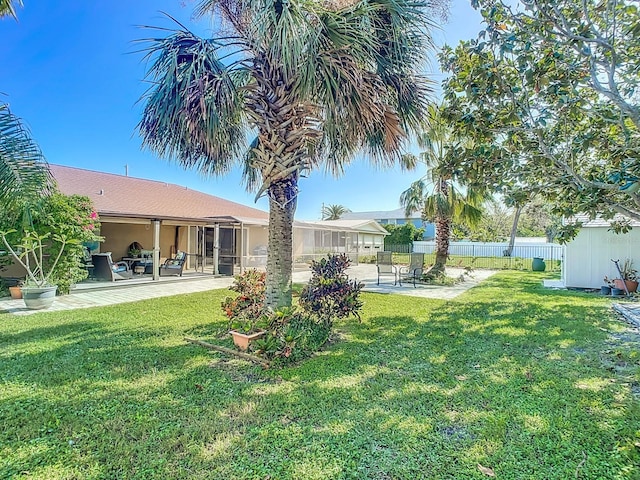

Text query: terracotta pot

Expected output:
[613,279,638,293]
[9,286,22,299]
[230,329,266,351]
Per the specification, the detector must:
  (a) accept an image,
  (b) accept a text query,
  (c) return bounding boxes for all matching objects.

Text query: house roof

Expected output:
[50,164,269,222]
[341,207,421,221]
[209,216,389,234]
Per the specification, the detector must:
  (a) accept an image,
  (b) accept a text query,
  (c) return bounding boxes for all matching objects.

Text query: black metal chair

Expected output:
[399,253,425,287]
[376,251,398,285]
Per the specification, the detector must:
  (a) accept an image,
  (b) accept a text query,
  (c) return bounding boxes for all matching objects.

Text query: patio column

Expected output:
[240,222,245,274]
[153,219,161,281]
[213,224,219,275]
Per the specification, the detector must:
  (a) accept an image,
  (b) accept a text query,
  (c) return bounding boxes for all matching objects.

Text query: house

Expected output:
[341,208,435,239]
[564,215,640,289]
[45,165,387,279]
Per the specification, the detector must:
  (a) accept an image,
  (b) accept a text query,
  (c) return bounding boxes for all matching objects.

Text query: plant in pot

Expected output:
[613,259,638,293]
[601,276,614,295]
[221,269,267,351]
[0,229,76,309]
[9,278,24,299]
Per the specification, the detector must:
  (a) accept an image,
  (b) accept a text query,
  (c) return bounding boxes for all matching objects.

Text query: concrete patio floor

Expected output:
[0,264,497,316]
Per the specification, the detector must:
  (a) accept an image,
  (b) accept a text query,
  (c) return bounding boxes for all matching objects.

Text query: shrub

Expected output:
[0,194,101,294]
[252,307,331,363]
[299,253,364,327]
[221,269,267,333]
[220,254,364,364]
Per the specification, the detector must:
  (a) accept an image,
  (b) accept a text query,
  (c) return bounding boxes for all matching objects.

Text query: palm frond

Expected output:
[0,0,22,19]
[400,179,427,217]
[138,28,249,178]
[0,105,53,209]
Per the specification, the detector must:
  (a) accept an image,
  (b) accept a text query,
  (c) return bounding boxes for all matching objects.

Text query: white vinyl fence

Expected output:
[409,241,564,271]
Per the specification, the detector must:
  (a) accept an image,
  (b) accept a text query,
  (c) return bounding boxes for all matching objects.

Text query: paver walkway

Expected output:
[0,265,496,316]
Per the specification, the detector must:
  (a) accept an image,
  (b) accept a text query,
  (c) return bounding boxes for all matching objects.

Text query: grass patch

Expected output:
[1,272,638,479]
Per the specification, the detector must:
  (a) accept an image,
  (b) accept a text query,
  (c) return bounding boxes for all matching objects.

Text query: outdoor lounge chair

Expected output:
[376,251,398,285]
[91,253,133,281]
[160,251,186,276]
[399,252,425,287]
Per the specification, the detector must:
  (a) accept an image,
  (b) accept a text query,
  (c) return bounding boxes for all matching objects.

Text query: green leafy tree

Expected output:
[0,194,101,293]
[467,198,511,243]
[138,0,441,308]
[383,223,425,247]
[321,204,351,220]
[441,0,640,241]
[400,104,484,275]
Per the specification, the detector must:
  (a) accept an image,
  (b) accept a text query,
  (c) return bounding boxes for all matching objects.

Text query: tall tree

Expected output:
[321,204,351,220]
[441,0,640,241]
[400,104,484,276]
[139,0,441,308]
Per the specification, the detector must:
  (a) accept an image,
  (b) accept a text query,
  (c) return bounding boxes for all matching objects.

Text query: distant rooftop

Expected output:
[341,207,420,221]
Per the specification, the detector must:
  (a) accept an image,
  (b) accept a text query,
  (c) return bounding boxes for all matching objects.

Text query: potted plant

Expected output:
[601,276,614,295]
[128,248,141,258]
[8,279,24,299]
[0,229,76,309]
[614,259,638,293]
[222,270,267,351]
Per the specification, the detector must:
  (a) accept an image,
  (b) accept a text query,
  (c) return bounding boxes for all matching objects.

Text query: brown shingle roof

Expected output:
[50,164,268,222]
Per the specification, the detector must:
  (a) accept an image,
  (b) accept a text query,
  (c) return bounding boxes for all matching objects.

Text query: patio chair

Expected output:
[82,246,95,279]
[160,251,186,276]
[399,252,425,287]
[91,253,133,281]
[376,251,398,285]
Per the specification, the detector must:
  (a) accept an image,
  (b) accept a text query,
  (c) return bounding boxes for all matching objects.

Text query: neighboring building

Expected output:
[564,215,640,289]
[341,208,435,239]
[37,165,387,278]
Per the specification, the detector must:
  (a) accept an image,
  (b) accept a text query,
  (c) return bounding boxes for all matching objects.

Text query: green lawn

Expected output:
[1,272,638,479]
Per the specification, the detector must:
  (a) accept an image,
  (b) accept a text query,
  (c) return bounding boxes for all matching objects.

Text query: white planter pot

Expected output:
[22,285,58,310]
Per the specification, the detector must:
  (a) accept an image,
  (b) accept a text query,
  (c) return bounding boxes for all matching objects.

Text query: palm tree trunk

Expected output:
[429,215,450,276]
[265,177,297,309]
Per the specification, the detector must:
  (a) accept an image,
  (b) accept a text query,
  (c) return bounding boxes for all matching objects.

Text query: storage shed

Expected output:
[564,215,640,289]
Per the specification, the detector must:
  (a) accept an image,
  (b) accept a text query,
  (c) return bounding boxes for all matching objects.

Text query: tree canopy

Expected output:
[322,204,351,220]
[139,0,443,307]
[440,0,640,241]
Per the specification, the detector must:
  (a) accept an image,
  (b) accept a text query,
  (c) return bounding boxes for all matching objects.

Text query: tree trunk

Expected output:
[429,215,451,276]
[503,205,523,257]
[265,177,297,310]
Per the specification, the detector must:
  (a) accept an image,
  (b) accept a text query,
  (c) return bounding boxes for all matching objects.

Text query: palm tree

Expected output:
[0,104,53,213]
[0,0,22,18]
[400,104,484,276]
[322,204,351,220]
[138,0,439,308]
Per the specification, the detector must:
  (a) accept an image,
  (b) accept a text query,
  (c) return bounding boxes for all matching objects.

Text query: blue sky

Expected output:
[1,1,483,220]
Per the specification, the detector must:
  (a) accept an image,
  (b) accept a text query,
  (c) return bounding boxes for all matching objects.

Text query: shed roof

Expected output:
[50,164,269,222]
[570,213,640,228]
